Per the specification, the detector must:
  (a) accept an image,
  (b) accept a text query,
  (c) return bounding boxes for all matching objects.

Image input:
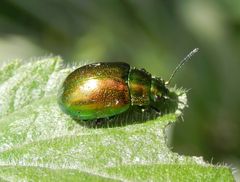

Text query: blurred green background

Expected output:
[0,0,239,176]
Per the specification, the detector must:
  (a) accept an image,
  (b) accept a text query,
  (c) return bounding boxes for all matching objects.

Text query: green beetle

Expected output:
[59,49,198,120]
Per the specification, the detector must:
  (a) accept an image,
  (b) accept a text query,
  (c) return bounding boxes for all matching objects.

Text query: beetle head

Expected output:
[150,77,169,103]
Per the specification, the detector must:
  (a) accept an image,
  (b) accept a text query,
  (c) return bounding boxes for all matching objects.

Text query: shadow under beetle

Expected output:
[58,48,199,121]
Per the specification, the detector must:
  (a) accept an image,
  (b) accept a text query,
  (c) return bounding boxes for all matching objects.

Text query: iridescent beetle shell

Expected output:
[59,62,169,120]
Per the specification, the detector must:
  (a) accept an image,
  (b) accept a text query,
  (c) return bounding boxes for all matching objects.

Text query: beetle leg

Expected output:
[149,105,159,112]
[94,118,104,127]
[150,106,161,114]
[140,107,151,113]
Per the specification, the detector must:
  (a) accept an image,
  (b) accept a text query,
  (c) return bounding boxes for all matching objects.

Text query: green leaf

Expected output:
[0,57,234,181]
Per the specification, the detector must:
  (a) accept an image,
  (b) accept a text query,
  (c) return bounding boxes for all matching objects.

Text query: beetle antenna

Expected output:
[165,48,199,85]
